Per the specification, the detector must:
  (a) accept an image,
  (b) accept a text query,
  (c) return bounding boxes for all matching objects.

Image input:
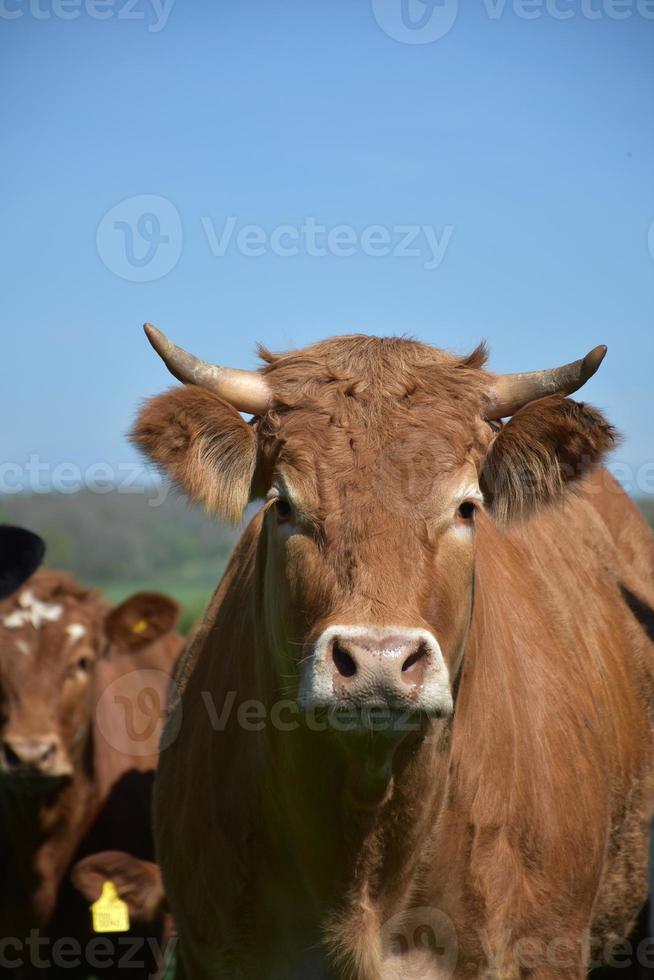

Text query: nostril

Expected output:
[401,642,428,680]
[1,741,21,770]
[332,639,357,678]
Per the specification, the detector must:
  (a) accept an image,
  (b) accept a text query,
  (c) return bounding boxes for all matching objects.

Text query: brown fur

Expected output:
[133,386,257,523]
[482,395,618,524]
[133,334,654,979]
[104,591,180,652]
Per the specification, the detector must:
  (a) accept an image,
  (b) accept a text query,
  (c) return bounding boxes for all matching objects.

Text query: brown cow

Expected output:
[133,325,654,979]
[0,570,182,977]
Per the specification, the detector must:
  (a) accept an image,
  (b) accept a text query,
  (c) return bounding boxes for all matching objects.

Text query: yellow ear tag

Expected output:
[91,880,130,933]
[132,618,149,635]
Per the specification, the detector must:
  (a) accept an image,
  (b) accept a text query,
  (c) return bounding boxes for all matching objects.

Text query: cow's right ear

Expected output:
[131,386,257,523]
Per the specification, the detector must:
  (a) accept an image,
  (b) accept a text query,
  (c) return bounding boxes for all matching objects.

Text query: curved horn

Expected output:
[143,323,271,415]
[486,345,607,420]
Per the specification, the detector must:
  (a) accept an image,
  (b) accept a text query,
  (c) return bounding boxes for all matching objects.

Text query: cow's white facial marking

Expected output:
[66,623,86,644]
[1,590,64,630]
[15,639,31,657]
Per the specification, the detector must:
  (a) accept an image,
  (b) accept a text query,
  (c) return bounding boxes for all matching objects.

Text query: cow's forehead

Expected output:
[261,394,491,508]
[0,591,101,668]
[257,336,491,474]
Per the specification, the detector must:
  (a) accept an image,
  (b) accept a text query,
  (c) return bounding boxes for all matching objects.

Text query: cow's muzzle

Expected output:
[299,626,453,724]
[0,733,73,783]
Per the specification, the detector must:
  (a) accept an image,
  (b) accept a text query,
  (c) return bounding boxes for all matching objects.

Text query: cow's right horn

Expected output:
[143,323,272,416]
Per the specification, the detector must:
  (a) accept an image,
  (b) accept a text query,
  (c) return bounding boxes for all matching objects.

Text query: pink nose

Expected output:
[327,630,432,703]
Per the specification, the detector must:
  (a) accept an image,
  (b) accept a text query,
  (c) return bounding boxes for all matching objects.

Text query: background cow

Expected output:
[0,527,45,600]
[134,326,654,980]
[0,569,183,978]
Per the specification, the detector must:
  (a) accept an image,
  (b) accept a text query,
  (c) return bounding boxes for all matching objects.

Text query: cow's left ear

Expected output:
[104,592,180,651]
[480,395,617,524]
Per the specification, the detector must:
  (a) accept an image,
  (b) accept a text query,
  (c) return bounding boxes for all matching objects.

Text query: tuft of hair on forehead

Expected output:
[257,334,490,412]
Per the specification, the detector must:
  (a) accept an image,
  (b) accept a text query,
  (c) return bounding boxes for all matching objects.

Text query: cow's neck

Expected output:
[0,733,97,925]
[264,713,452,900]
[196,514,458,974]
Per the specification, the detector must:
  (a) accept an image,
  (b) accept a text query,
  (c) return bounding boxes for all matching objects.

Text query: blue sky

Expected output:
[2,0,653,495]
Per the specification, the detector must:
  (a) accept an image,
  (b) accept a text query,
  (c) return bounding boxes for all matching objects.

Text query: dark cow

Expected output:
[133,325,654,979]
[0,527,45,600]
[0,569,182,977]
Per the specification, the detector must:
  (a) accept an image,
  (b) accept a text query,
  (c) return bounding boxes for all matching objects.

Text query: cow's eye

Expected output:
[456,500,477,523]
[68,656,91,679]
[274,497,293,523]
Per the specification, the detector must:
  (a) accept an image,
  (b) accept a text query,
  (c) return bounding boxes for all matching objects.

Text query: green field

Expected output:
[0,489,240,634]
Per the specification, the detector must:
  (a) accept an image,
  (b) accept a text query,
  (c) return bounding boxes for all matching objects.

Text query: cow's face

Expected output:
[0,581,181,786]
[256,397,493,725]
[0,574,104,784]
[134,332,614,733]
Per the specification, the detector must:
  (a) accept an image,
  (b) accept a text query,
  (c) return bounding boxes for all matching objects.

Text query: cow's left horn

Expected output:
[485,345,607,420]
[143,323,272,415]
